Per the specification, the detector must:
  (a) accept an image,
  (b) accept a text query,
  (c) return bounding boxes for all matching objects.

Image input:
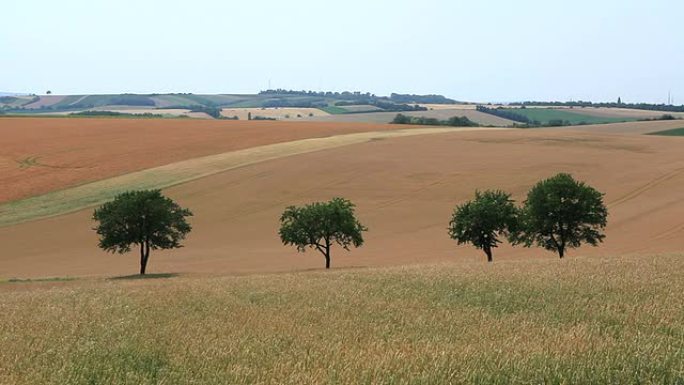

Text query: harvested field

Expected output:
[0,254,681,384]
[335,104,383,113]
[307,108,516,126]
[21,95,66,109]
[2,128,684,278]
[220,108,329,120]
[0,118,415,203]
[0,127,483,226]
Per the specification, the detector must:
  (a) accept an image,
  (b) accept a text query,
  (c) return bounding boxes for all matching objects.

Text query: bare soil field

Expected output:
[0,118,413,203]
[1,128,683,278]
[221,107,329,120]
[307,108,516,126]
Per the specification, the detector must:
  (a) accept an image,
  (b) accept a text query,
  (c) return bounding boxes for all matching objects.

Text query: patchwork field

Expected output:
[555,106,684,120]
[2,123,684,278]
[308,108,516,126]
[220,107,329,120]
[501,108,633,124]
[0,118,414,203]
[0,254,681,384]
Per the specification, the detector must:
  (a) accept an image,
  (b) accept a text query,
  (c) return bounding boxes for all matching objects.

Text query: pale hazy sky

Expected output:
[3,0,682,103]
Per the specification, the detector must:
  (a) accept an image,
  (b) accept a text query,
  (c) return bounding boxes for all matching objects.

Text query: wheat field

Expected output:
[1,254,681,384]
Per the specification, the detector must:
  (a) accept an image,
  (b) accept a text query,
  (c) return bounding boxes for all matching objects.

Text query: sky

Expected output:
[2,0,682,103]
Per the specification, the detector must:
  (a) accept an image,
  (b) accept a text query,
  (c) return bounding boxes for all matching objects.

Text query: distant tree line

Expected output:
[392,114,479,127]
[188,105,223,119]
[69,111,165,118]
[262,99,327,108]
[260,89,378,100]
[476,105,534,124]
[513,101,684,113]
[259,89,456,105]
[389,93,457,104]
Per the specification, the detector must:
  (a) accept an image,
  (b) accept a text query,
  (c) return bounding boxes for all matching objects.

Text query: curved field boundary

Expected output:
[0,127,504,227]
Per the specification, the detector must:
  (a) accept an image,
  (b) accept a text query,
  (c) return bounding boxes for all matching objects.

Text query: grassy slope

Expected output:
[647,127,684,136]
[506,108,633,124]
[0,254,681,384]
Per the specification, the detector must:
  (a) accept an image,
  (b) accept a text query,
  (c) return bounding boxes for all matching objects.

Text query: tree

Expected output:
[279,197,367,269]
[46,90,52,95]
[513,173,607,258]
[617,97,622,105]
[447,190,518,262]
[93,190,193,275]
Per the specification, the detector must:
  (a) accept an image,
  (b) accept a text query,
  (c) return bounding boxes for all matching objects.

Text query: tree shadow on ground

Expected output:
[108,273,179,281]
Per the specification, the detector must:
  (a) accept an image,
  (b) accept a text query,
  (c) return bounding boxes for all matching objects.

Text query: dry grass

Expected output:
[0,254,681,384]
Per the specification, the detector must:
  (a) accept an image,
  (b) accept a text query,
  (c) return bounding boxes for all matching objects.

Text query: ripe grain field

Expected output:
[0,254,681,384]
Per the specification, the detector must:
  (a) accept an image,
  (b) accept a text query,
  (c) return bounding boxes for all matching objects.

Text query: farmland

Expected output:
[0,254,681,385]
[648,127,684,136]
[1,116,684,384]
[309,108,516,126]
[220,107,329,120]
[2,120,684,278]
[0,118,415,203]
[495,108,635,125]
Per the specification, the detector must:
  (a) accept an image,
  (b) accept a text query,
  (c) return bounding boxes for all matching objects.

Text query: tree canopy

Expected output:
[448,190,518,262]
[92,190,193,275]
[513,173,607,258]
[279,197,367,269]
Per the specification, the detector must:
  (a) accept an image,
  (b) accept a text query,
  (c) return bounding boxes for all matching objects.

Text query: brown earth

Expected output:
[0,118,413,203]
[1,127,683,278]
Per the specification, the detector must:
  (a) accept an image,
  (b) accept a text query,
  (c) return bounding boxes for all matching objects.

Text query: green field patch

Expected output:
[319,106,349,114]
[505,108,633,125]
[646,127,684,136]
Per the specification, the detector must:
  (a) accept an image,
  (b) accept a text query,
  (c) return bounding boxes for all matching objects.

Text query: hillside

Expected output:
[0,91,447,114]
[2,120,684,278]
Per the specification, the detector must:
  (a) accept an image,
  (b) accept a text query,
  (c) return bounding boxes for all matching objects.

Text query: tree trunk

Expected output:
[325,239,331,269]
[484,246,493,262]
[140,241,150,275]
[558,248,565,259]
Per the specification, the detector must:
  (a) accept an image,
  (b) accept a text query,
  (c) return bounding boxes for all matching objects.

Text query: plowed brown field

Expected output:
[1,127,683,278]
[0,118,412,203]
